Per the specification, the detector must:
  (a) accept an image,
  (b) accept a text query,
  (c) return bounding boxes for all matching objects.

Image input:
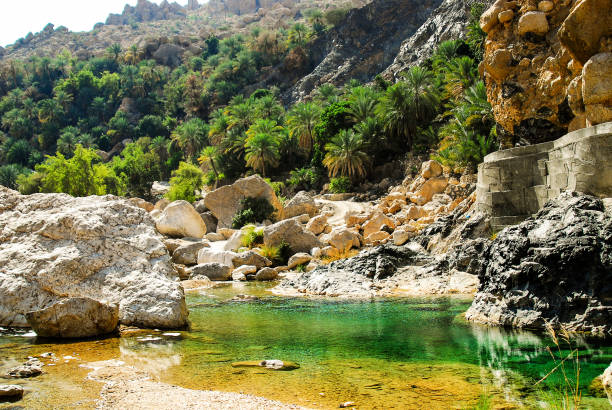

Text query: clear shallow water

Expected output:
[1,282,611,409]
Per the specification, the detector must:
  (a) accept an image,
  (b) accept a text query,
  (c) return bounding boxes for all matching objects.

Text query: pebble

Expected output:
[340,402,356,408]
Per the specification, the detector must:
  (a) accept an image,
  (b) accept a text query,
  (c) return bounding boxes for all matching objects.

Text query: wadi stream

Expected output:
[1,282,611,409]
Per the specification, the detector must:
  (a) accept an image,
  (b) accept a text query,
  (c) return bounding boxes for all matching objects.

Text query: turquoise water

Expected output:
[1,282,611,409]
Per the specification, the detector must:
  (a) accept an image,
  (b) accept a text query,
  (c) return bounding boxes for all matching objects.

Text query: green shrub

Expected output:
[232,209,255,229]
[240,225,264,249]
[166,162,204,202]
[0,164,30,190]
[287,167,321,191]
[232,196,276,228]
[329,176,351,194]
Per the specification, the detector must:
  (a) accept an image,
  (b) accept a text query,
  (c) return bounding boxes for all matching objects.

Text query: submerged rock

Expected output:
[7,358,43,378]
[0,384,24,400]
[25,297,118,338]
[0,187,188,329]
[466,192,612,334]
[231,360,300,371]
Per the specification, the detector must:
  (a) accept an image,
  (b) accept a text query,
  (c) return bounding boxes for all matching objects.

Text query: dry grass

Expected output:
[535,324,582,409]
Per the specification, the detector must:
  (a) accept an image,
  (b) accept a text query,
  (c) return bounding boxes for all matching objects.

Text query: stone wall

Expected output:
[476,121,612,229]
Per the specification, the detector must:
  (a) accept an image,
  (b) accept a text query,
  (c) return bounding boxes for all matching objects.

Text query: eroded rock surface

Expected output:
[25,297,119,338]
[0,187,188,329]
[466,192,612,334]
[480,0,612,143]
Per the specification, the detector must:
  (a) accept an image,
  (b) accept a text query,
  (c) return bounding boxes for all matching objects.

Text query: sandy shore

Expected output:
[86,360,310,410]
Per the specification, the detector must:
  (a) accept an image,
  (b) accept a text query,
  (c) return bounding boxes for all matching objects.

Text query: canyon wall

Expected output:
[480,0,612,145]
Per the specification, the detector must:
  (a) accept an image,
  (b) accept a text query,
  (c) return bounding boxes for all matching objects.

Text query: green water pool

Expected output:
[1,282,611,409]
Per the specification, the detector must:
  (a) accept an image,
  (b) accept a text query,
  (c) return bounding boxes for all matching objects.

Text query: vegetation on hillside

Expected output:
[0,3,494,200]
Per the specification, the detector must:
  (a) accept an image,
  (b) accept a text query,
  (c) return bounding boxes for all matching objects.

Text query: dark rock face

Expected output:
[383,0,493,78]
[466,192,612,335]
[284,0,444,102]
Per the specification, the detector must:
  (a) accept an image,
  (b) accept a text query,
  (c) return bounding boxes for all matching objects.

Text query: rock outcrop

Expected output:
[480,0,612,144]
[0,187,188,329]
[204,175,283,229]
[25,297,119,338]
[263,218,321,253]
[383,0,493,77]
[284,0,445,102]
[466,192,612,335]
[106,0,187,25]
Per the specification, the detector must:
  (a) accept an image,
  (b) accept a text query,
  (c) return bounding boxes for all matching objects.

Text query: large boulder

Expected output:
[232,251,272,269]
[172,241,210,265]
[155,201,207,238]
[321,227,361,253]
[188,263,232,281]
[203,175,283,229]
[197,248,236,267]
[263,219,322,253]
[0,187,187,329]
[25,297,118,338]
[466,192,612,335]
[283,191,318,219]
[306,214,329,235]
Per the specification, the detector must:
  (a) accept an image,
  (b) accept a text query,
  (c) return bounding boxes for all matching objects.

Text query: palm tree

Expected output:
[107,43,122,61]
[376,82,415,149]
[431,40,462,71]
[315,83,339,104]
[444,56,477,100]
[245,133,279,177]
[198,146,220,188]
[57,127,80,157]
[255,95,284,121]
[323,129,369,180]
[286,102,321,154]
[227,102,253,132]
[171,118,208,161]
[461,80,493,127]
[403,66,440,125]
[288,23,308,47]
[347,87,378,123]
[246,118,284,140]
[208,109,229,145]
[377,66,440,150]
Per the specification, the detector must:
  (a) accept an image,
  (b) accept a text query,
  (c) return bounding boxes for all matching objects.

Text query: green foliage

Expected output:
[287,167,322,191]
[232,196,276,228]
[111,141,162,199]
[166,161,203,202]
[0,164,29,189]
[259,244,280,263]
[466,3,487,62]
[17,145,125,197]
[324,8,350,27]
[329,176,351,194]
[323,129,369,180]
[314,101,353,146]
[240,225,264,249]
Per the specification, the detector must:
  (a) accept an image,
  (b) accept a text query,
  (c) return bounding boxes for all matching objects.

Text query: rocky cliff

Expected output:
[479,0,612,145]
[106,0,188,25]
[466,192,612,335]
[284,0,446,102]
[383,0,492,79]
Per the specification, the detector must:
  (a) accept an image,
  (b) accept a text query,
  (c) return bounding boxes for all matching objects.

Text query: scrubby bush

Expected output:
[240,225,264,248]
[232,196,276,228]
[329,176,351,194]
[166,162,203,202]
